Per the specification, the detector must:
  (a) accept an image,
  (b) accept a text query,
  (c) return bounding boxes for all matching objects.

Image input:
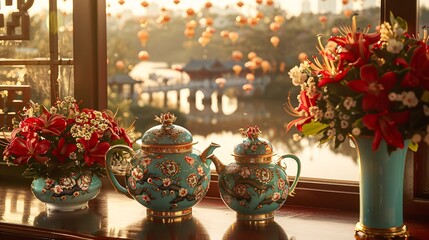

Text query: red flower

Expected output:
[317,66,350,87]
[286,90,320,132]
[20,107,67,136]
[78,132,110,167]
[401,42,429,90]
[348,64,397,111]
[4,133,50,165]
[329,32,380,67]
[362,111,409,151]
[52,137,77,163]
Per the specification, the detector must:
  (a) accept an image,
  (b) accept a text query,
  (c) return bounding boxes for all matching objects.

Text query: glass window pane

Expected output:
[420,0,429,35]
[106,0,381,181]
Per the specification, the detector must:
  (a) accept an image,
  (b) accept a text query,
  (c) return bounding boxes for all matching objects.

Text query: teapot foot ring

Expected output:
[236,212,275,224]
[147,208,192,222]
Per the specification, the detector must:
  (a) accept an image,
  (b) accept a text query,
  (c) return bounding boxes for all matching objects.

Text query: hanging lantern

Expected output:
[205,1,213,8]
[236,1,244,7]
[298,52,308,62]
[344,9,353,18]
[245,61,257,71]
[173,0,180,4]
[140,1,149,7]
[137,30,149,46]
[274,15,285,24]
[269,22,281,32]
[157,14,171,24]
[342,0,349,4]
[256,0,263,4]
[319,15,327,24]
[247,51,257,60]
[246,73,255,82]
[261,60,271,73]
[200,17,213,26]
[215,78,226,88]
[118,0,125,5]
[236,15,247,26]
[205,27,216,34]
[266,0,274,6]
[231,50,243,61]
[232,65,242,75]
[115,60,125,70]
[242,83,254,92]
[186,20,197,29]
[256,12,264,20]
[184,28,195,38]
[270,36,280,47]
[248,17,259,26]
[138,51,150,61]
[198,36,210,47]
[331,27,339,34]
[228,32,239,44]
[279,62,286,73]
[220,30,230,38]
[252,57,263,66]
[186,8,195,17]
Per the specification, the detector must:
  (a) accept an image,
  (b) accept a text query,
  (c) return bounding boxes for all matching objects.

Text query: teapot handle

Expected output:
[277,154,301,196]
[105,145,134,199]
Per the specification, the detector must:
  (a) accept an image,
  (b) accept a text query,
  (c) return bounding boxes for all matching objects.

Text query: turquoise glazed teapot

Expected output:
[207,126,301,222]
[105,113,219,219]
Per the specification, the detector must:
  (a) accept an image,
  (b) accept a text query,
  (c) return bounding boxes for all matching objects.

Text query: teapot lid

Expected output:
[140,113,194,153]
[233,126,275,162]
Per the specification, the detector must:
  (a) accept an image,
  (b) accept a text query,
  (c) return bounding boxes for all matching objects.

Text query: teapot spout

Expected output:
[200,142,220,163]
[206,154,225,174]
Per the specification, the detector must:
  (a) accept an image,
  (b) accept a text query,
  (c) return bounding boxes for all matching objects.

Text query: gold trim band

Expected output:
[147,208,192,218]
[354,222,409,239]
[141,143,195,154]
[233,155,274,164]
[236,212,275,222]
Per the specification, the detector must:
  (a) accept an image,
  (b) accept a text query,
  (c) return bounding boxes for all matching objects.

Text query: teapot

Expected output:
[105,112,219,219]
[207,126,301,222]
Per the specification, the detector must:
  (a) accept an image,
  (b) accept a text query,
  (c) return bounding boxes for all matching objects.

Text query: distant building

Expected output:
[318,0,336,14]
[182,59,231,81]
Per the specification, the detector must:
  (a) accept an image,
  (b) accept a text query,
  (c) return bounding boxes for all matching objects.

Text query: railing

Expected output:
[0,85,31,130]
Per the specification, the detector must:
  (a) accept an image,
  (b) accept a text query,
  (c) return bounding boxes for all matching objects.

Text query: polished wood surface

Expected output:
[0,179,428,240]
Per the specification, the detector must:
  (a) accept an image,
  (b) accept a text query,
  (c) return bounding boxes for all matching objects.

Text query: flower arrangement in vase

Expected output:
[2,96,133,211]
[285,13,428,238]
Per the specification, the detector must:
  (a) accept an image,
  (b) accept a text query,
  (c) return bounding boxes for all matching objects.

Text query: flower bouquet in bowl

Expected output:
[3,96,133,211]
[285,13,428,238]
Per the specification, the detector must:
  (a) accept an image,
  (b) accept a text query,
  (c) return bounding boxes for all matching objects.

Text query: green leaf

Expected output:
[421,91,429,103]
[408,141,418,152]
[302,121,329,136]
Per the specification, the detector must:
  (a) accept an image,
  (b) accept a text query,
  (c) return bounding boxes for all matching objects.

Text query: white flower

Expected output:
[388,92,398,101]
[401,91,418,107]
[352,128,361,136]
[343,97,356,110]
[288,66,307,86]
[386,39,404,54]
[292,134,302,141]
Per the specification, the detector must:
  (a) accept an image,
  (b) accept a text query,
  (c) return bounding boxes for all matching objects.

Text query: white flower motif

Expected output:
[386,39,404,54]
[292,134,302,141]
[288,66,307,86]
[272,192,281,202]
[401,91,418,107]
[178,188,188,197]
[52,185,63,194]
[352,128,361,136]
[239,167,251,178]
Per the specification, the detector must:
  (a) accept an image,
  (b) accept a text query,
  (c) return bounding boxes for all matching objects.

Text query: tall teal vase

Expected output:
[354,137,409,238]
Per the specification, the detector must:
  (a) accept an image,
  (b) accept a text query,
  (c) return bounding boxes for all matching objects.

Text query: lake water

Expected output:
[138,89,359,181]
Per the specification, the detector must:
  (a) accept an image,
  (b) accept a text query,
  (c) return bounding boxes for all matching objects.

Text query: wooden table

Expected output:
[0,179,428,240]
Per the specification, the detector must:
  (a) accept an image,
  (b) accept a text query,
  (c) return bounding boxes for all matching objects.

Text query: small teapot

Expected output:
[105,113,219,219]
[207,126,301,221]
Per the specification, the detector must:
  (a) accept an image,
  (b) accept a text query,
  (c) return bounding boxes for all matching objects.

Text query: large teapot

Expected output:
[105,112,219,219]
[207,126,301,222]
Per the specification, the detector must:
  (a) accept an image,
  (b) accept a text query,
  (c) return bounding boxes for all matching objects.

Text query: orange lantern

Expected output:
[236,15,247,26]
[246,73,255,82]
[115,60,125,70]
[298,52,308,62]
[186,20,197,29]
[173,0,180,4]
[319,15,327,24]
[118,0,125,5]
[236,1,244,7]
[256,0,263,4]
[232,65,242,75]
[198,36,210,47]
[231,50,243,61]
[205,1,213,8]
[245,61,257,72]
[248,17,259,26]
[200,17,213,26]
[138,51,150,61]
[140,1,149,7]
[270,36,280,47]
[184,28,195,38]
[186,8,195,17]
[228,32,239,44]
[266,0,274,6]
[247,51,257,60]
[256,12,264,19]
[342,0,349,4]
[274,15,285,24]
[220,30,230,38]
[261,60,271,73]
[137,30,149,46]
[279,62,286,72]
[252,57,263,66]
[344,9,353,18]
[205,27,216,34]
[242,83,254,91]
[270,22,281,32]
